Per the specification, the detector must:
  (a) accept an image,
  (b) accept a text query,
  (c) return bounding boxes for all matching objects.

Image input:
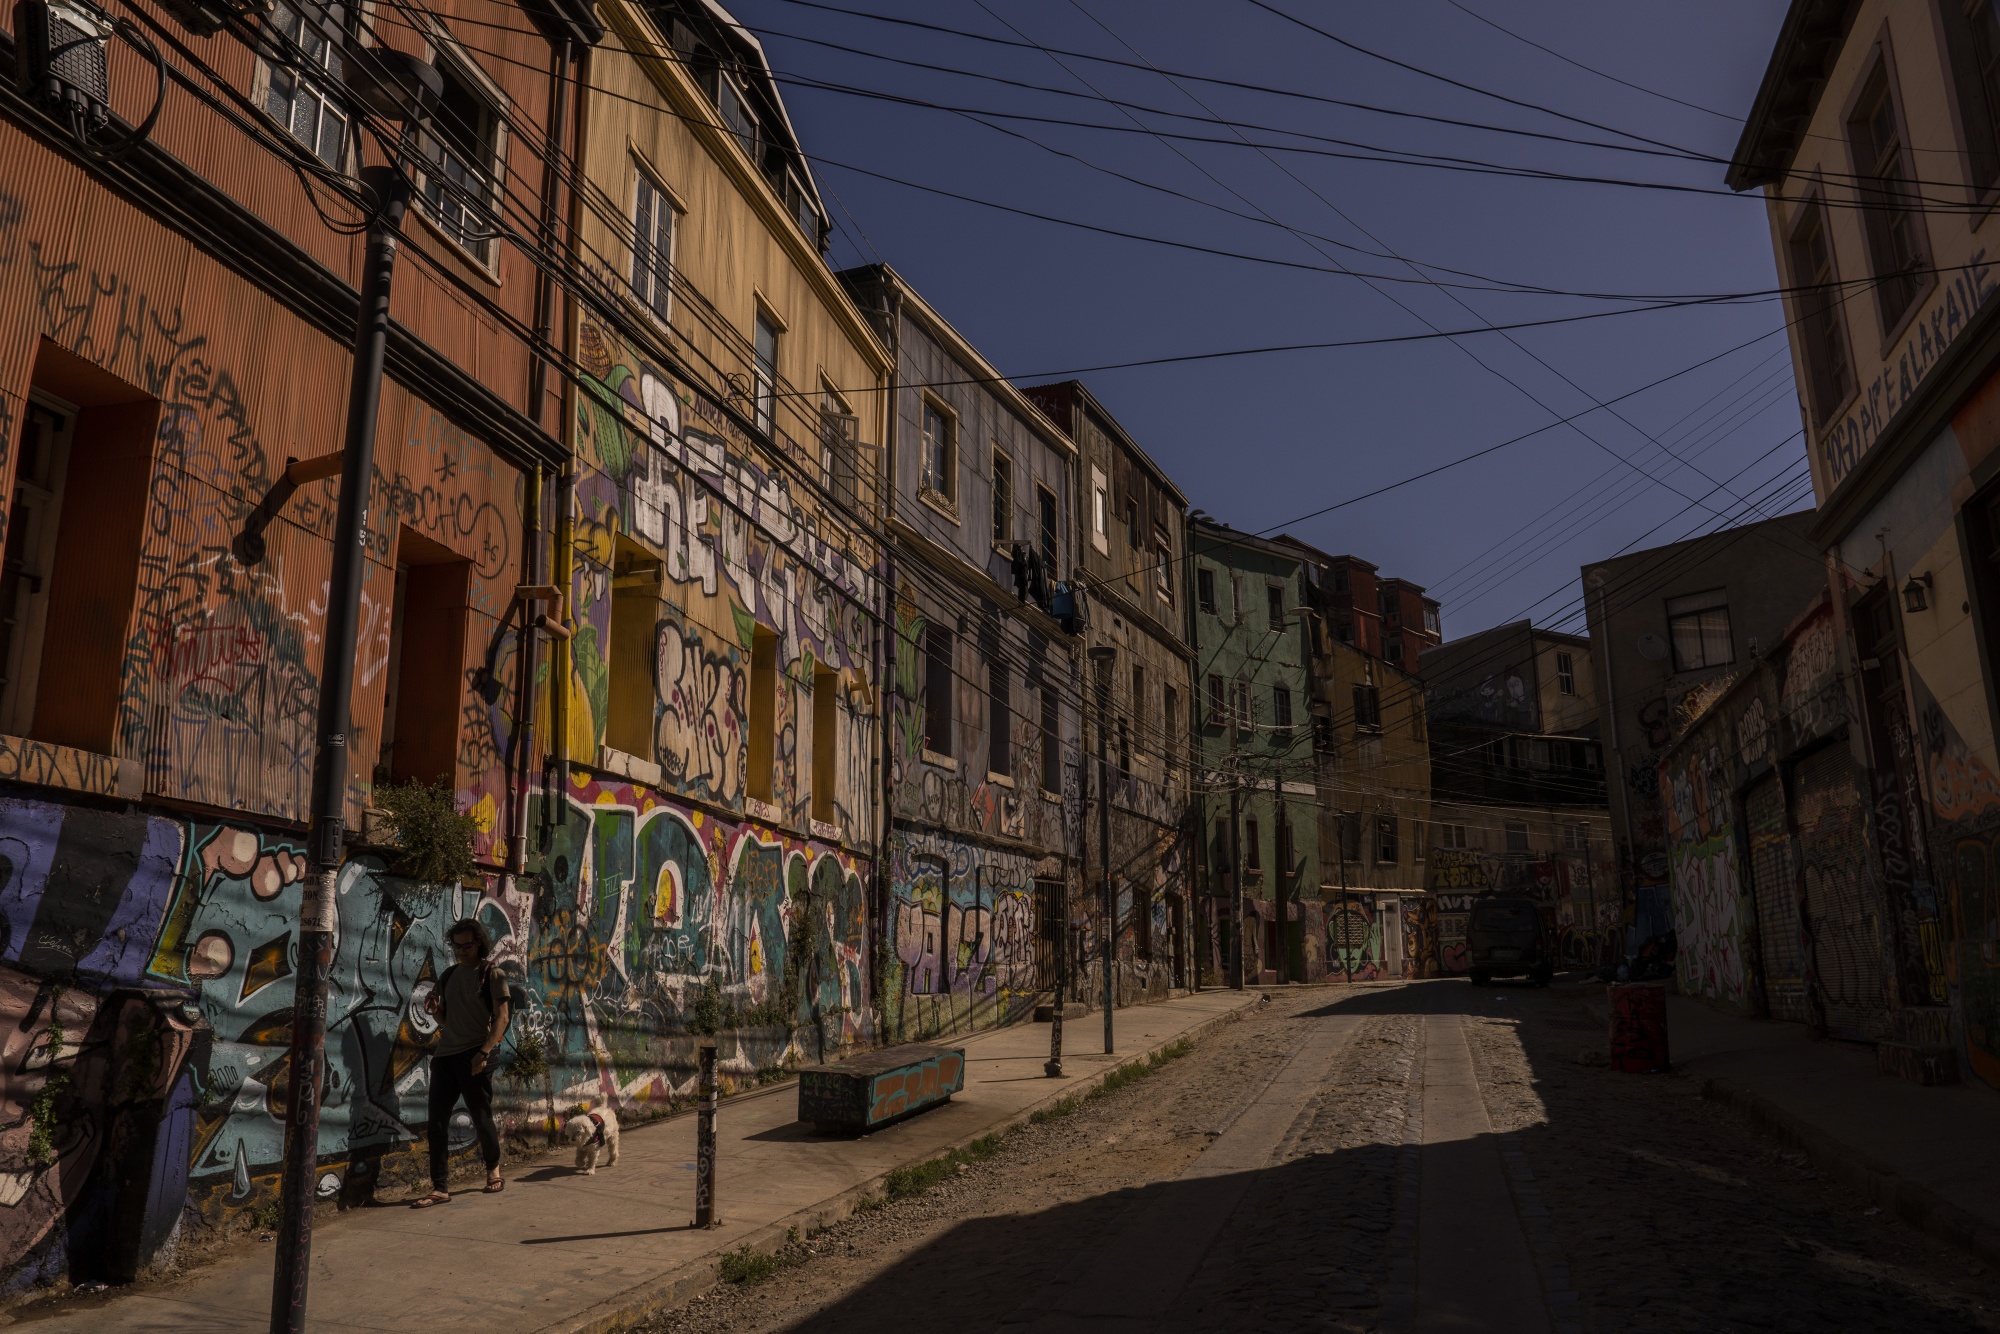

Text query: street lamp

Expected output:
[1087,644,1117,1053]
[259,45,440,1334]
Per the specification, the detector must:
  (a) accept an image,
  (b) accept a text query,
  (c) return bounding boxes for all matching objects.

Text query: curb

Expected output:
[537,993,1269,1334]
[1699,1074,2000,1269]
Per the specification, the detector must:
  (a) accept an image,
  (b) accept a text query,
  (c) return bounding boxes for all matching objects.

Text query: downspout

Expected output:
[549,44,590,828]
[873,277,901,1042]
[510,37,574,872]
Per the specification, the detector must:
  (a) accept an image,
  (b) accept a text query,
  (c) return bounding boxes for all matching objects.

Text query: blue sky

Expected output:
[732,0,1801,640]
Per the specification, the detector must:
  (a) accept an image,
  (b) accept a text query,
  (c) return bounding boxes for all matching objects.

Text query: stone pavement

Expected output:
[18,990,1260,1334]
[1665,993,2000,1265]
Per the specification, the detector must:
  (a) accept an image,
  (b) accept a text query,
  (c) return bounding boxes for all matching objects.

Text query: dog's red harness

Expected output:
[586,1112,606,1146]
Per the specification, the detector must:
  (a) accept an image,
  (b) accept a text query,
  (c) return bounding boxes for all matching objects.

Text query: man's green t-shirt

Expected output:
[436,963,508,1057]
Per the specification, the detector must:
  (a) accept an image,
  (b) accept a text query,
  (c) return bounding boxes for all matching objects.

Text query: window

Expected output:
[1505,820,1530,855]
[1332,567,1349,594]
[1125,497,1141,550]
[1230,573,1244,624]
[716,73,757,160]
[1847,60,1929,332]
[988,661,1011,776]
[1352,683,1381,733]
[1245,818,1262,871]
[1272,685,1293,734]
[1164,685,1179,759]
[1197,567,1217,614]
[1378,588,1398,622]
[606,542,661,762]
[418,54,500,265]
[378,530,470,786]
[1564,821,1590,853]
[1387,637,1403,666]
[1131,665,1146,728]
[1117,718,1130,779]
[0,396,74,738]
[753,311,779,435]
[1945,0,2000,193]
[1207,673,1226,725]
[1423,604,1441,637]
[812,667,837,824]
[1155,539,1173,601]
[263,0,348,169]
[1091,471,1108,550]
[1556,651,1576,696]
[1338,812,1360,863]
[923,625,953,758]
[1267,583,1285,626]
[922,399,956,503]
[747,627,778,803]
[1787,198,1854,425]
[1036,486,1058,574]
[631,168,675,323]
[1230,679,1252,735]
[1375,816,1398,865]
[991,450,1012,547]
[1040,686,1061,793]
[1437,822,1469,850]
[1666,589,1734,672]
[822,385,859,512]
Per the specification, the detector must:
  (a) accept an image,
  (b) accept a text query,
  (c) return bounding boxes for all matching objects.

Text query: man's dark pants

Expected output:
[427,1049,501,1191]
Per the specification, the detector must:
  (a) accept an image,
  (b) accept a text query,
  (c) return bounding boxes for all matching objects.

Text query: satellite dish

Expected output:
[1637,633,1668,662]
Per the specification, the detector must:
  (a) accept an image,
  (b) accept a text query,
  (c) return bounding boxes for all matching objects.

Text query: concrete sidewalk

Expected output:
[17,989,1260,1334]
[1667,996,2000,1266]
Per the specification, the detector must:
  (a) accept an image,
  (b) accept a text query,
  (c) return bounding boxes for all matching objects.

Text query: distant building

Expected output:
[1024,381,1193,1004]
[1187,519,1319,985]
[1577,513,1824,910]
[1420,622,1616,972]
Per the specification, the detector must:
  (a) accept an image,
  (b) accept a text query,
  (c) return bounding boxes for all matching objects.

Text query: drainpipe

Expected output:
[547,45,589,830]
[873,276,901,1041]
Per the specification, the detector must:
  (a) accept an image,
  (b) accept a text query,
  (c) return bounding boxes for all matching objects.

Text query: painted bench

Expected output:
[798,1043,966,1134]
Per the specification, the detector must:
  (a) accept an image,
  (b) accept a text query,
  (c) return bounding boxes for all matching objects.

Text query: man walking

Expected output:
[411,919,510,1206]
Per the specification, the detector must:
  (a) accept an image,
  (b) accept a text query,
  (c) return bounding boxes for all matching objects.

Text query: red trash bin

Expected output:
[1609,982,1669,1073]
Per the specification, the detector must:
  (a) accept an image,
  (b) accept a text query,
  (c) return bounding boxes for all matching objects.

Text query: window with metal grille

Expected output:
[1846,60,1929,332]
[988,660,1011,776]
[1786,199,1854,424]
[631,168,675,323]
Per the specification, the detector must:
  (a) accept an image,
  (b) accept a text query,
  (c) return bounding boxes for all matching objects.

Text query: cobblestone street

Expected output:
[642,982,2000,1333]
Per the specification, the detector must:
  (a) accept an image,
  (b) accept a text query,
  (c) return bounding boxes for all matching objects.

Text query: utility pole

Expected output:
[1228,763,1244,990]
[264,54,437,1334]
[1340,822,1353,984]
[1088,645,1116,1053]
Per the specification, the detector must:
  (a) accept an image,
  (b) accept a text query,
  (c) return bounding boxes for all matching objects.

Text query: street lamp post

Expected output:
[262,51,438,1334]
[1088,645,1116,1053]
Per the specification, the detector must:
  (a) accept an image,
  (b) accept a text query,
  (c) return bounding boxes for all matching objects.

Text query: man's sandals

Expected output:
[409,1191,450,1209]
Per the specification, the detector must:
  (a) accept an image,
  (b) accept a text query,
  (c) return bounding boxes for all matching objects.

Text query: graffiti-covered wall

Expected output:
[0,775,873,1294]
[570,313,877,837]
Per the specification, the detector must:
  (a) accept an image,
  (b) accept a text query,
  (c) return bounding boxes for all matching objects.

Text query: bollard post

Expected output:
[694,1042,719,1227]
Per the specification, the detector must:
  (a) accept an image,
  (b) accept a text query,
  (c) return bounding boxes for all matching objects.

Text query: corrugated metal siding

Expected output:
[1792,745,1892,1040]
[1746,772,1810,1024]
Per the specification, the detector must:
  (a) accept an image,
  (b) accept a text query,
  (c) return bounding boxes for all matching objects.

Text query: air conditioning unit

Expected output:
[15,0,112,129]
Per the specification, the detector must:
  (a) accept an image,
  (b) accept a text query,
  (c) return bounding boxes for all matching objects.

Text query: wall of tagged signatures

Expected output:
[0,779,875,1294]
[1424,850,1622,974]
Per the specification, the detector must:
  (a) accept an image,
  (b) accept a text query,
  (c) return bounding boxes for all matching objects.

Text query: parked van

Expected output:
[1467,895,1554,987]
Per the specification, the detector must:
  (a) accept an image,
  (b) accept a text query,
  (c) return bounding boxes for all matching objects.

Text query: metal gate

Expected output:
[1744,773,1809,1024]
[1790,745,1892,1040]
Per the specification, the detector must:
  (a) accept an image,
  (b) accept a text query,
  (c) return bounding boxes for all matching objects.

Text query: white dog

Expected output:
[564,1107,620,1174]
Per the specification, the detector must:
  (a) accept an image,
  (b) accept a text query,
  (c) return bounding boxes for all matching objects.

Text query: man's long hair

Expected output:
[448,917,493,960]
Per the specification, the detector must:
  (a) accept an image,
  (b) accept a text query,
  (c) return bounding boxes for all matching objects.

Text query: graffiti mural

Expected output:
[881,829,1045,1040]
